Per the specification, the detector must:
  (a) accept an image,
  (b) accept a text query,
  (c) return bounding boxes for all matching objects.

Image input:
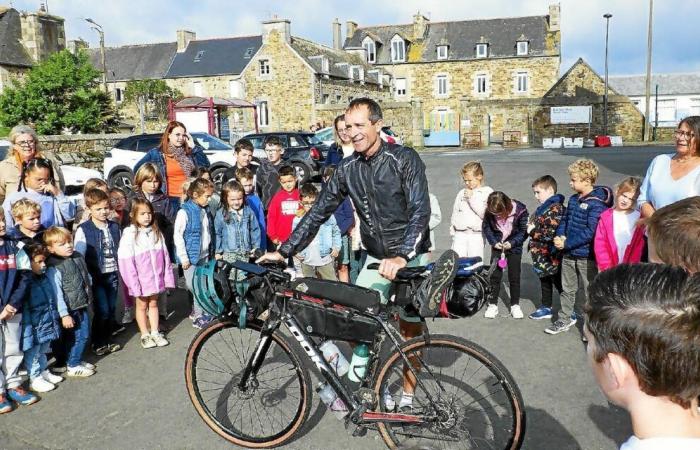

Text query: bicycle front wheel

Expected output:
[373,334,526,450]
[185,319,312,448]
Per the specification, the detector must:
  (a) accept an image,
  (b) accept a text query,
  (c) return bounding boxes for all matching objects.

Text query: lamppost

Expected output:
[85,18,107,93]
[603,13,612,136]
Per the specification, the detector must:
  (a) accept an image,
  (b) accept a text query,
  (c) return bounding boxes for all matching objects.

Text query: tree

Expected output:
[124,79,181,132]
[0,50,117,134]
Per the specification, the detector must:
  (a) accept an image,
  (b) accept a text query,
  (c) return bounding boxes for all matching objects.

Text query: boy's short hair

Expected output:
[234,139,254,153]
[84,188,110,208]
[11,198,41,219]
[24,242,48,260]
[567,159,599,183]
[300,183,318,199]
[532,175,558,192]
[82,178,108,196]
[585,263,700,408]
[264,136,283,149]
[278,165,296,179]
[235,167,254,181]
[645,196,700,272]
[44,226,72,247]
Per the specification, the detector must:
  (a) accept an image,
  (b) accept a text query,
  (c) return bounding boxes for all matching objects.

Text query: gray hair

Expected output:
[8,125,39,146]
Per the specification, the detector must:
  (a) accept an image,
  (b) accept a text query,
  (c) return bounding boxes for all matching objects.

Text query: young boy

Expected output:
[224,138,258,184]
[45,227,95,377]
[548,159,612,336]
[10,199,44,246]
[645,196,700,272]
[266,165,300,248]
[0,207,37,413]
[292,183,341,280]
[527,175,566,320]
[584,263,700,449]
[74,188,122,356]
[236,167,266,249]
[257,136,286,209]
[322,166,355,282]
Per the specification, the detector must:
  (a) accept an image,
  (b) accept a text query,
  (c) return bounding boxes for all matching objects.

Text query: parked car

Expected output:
[103,132,237,191]
[244,132,329,183]
[315,127,335,146]
[380,126,402,145]
[0,140,102,196]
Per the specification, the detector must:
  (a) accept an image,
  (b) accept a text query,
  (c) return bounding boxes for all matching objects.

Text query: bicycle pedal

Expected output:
[350,424,367,437]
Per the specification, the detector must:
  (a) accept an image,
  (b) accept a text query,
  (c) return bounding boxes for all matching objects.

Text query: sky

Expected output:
[9,0,700,76]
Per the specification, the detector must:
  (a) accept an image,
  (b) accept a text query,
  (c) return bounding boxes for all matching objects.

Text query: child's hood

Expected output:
[535,194,565,216]
[581,186,614,207]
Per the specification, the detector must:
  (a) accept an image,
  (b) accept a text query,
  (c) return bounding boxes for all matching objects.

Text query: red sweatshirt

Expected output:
[267,189,300,244]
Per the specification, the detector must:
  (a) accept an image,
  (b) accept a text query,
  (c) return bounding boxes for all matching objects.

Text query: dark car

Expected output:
[244,132,329,183]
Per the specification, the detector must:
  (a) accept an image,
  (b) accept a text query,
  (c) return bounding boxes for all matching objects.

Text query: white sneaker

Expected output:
[150,332,169,347]
[510,305,524,319]
[81,361,96,370]
[121,307,135,324]
[30,377,55,392]
[66,365,95,377]
[41,370,64,384]
[382,388,396,411]
[398,393,414,409]
[141,335,156,349]
[484,304,499,319]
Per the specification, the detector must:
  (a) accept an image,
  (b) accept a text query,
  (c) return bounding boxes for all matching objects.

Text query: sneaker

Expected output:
[93,345,109,356]
[111,322,126,336]
[398,393,414,410]
[528,306,553,320]
[81,361,96,370]
[6,387,38,406]
[483,304,499,319]
[66,365,95,377]
[193,315,213,329]
[150,332,169,347]
[29,377,55,393]
[510,305,524,319]
[412,250,458,318]
[545,319,576,335]
[41,370,64,384]
[382,388,396,411]
[121,307,135,324]
[107,343,121,353]
[141,335,156,349]
[0,394,13,413]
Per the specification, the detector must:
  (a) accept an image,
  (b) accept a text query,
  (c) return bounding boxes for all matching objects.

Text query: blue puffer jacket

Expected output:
[555,186,614,258]
[21,274,60,350]
[133,146,210,196]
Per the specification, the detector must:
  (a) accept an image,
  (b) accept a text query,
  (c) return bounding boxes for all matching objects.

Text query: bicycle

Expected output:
[184,256,526,449]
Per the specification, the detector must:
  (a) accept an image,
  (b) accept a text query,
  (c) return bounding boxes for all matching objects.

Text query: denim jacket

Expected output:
[292,215,341,259]
[214,206,261,254]
[133,146,210,196]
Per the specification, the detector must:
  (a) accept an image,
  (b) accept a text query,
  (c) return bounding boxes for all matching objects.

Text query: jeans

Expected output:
[93,271,119,348]
[488,250,522,306]
[539,273,562,308]
[184,258,205,318]
[24,341,51,379]
[53,309,90,368]
[559,257,597,320]
[0,314,24,392]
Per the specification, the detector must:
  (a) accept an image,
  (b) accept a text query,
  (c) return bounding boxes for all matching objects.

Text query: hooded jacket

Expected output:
[593,208,645,271]
[555,186,614,259]
[483,200,529,254]
[528,194,566,277]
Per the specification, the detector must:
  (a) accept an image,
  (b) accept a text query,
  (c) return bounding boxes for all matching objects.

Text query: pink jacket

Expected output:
[593,208,646,271]
[118,225,175,297]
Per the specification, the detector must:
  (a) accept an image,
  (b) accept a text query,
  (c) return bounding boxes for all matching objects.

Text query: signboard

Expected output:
[175,110,209,133]
[550,106,591,124]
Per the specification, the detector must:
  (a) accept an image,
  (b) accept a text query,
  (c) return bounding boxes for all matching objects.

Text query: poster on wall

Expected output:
[550,106,592,124]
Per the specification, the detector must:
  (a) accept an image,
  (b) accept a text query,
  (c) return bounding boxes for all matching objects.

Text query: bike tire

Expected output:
[185,319,312,448]
[372,334,526,450]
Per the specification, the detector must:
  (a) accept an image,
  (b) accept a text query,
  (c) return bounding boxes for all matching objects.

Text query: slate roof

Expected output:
[166,35,262,78]
[344,15,552,64]
[0,8,34,68]
[609,73,700,96]
[87,42,177,81]
[290,36,382,85]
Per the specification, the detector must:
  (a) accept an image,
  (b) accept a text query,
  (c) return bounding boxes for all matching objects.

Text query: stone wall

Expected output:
[0,65,27,93]
[36,133,129,169]
[315,77,390,108]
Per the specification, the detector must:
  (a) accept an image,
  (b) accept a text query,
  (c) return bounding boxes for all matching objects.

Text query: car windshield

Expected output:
[193,133,232,151]
[304,134,323,145]
[315,128,334,142]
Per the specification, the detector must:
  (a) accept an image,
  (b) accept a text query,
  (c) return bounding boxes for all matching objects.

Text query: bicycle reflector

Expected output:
[193,260,232,317]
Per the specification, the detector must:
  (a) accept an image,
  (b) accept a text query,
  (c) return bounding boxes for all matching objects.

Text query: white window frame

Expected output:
[322,57,329,73]
[391,35,406,63]
[229,79,244,99]
[257,100,269,127]
[475,73,488,94]
[436,74,449,97]
[657,99,677,122]
[437,45,448,60]
[114,87,124,103]
[363,37,376,63]
[476,43,488,58]
[690,98,700,116]
[516,41,529,56]
[259,59,270,76]
[395,78,407,98]
[516,72,528,93]
[192,80,203,97]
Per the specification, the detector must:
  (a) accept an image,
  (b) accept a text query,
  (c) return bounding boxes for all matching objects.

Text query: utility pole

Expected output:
[603,13,612,136]
[85,18,107,93]
[643,0,654,141]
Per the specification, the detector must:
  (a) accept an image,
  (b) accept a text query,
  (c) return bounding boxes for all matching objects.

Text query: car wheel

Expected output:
[290,161,311,184]
[109,170,134,191]
[210,166,228,191]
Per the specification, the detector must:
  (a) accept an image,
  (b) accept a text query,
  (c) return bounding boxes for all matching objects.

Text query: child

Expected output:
[593,177,645,271]
[322,166,354,282]
[10,199,44,246]
[527,175,565,320]
[174,178,215,329]
[645,196,700,271]
[266,165,300,248]
[236,167,266,250]
[44,227,95,377]
[450,161,494,261]
[584,264,700,449]
[0,207,37,413]
[74,188,123,355]
[214,181,261,271]
[118,199,175,349]
[21,243,62,393]
[3,158,75,230]
[75,178,109,226]
[192,167,220,212]
[428,192,442,255]
[482,192,529,319]
[549,159,612,336]
[292,183,341,280]
[109,187,129,228]
[257,136,286,208]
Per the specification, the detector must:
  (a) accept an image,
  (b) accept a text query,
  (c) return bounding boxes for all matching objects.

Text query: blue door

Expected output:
[423,110,460,146]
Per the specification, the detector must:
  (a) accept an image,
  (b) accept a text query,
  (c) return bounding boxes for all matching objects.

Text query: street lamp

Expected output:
[603,13,612,136]
[85,18,107,93]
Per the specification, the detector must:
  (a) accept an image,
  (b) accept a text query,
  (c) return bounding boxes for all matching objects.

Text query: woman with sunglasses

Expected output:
[0,125,65,204]
[639,116,700,218]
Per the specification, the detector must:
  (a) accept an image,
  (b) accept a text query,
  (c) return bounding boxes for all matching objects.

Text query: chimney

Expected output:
[413,12,429,40]
[20,9,66,63]
[262,16,291,44]
[332,18,342,50]
[548,3,560,32]
[346,21,358,40]
[177,30,196,52]
[67,38,89,54]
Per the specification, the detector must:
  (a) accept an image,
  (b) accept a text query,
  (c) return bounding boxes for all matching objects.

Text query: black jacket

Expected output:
[482,200,529,255]
[255,159,283,208]
[279,141,431,261]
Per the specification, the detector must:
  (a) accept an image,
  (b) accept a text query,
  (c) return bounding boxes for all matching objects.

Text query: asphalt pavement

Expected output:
[0,145,672,450]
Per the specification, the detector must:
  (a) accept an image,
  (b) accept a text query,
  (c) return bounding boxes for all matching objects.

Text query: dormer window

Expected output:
[437,45,448,60]
[476,43,488,58]
[194,50,205,62]
[322,57,329,73]
[516,41,529,56]
[391,35,406,63]
[362,37,376,63]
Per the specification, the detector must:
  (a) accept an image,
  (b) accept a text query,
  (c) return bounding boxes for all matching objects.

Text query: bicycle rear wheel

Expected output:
[372,334,525,449]
[185,319,312,448]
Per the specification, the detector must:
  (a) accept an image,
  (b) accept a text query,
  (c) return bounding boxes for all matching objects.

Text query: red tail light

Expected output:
[310,147,320,160]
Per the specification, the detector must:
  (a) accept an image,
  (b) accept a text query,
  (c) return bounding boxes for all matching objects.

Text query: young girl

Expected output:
[174,178,215,329]
[109,187,129,228]
[594,177,645,271]
[214,181,260,273]
[21,244,62,392]
[450,161,494,261]
[118,199,175,349]
[482,191,529,320]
